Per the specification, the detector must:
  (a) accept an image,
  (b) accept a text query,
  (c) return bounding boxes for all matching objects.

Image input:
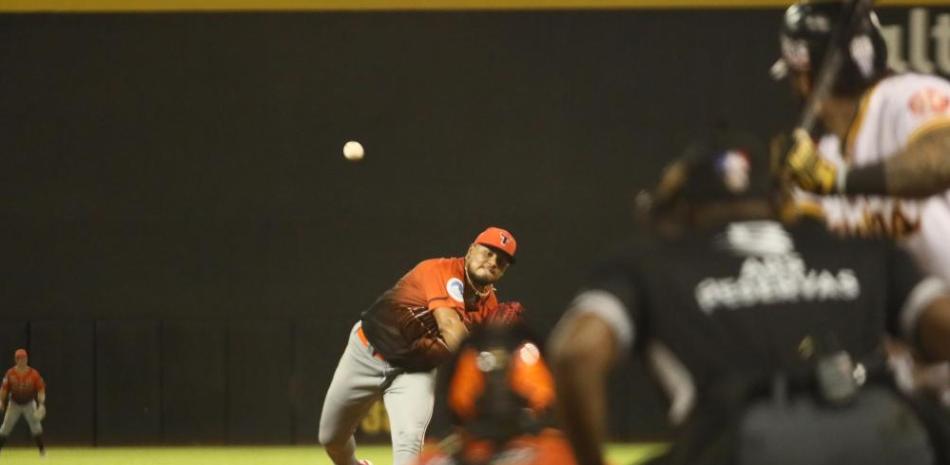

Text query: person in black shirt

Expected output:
[549,132,950,465]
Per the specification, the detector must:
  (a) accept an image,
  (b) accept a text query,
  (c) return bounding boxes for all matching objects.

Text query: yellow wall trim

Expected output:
[0,0,947,13]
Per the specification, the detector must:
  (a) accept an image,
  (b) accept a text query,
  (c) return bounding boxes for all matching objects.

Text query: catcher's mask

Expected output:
[444,324,555,444]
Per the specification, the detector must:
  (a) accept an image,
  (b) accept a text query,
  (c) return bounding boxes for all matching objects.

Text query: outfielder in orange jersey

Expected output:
[0,349,46,457]
[319,227,521,465]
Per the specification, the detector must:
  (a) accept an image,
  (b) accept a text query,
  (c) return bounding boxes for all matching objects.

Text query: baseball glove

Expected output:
[34,404,46,421]
[487,301,526,326]
[399,306,442,340]
[406,334,452,370]
[397,307,452,371]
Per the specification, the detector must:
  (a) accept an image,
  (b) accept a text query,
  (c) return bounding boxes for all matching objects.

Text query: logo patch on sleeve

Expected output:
[908,87,950,116]
[447,278,465,302]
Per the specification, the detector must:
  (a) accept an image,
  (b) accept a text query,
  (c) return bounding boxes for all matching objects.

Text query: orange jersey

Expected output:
[2,367,45,405]
[361,258,498,368]
[416,430,579,465]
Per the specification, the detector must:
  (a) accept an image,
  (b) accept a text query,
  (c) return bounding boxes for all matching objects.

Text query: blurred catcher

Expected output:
[415,324,578,465]
[0,349,46,457]
[551,130,950,465]
[319,227,523,465]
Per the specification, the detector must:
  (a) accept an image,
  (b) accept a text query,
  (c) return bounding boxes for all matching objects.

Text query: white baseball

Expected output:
[343,141,364,161]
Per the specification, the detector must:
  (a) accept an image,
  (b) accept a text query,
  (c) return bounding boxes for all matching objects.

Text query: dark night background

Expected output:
[0,5,945,445]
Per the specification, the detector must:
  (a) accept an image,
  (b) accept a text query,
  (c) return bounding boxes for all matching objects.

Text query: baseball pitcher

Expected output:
[319,227,523,465]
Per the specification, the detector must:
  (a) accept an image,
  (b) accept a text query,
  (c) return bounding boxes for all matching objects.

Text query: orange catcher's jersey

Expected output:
[801,73,950,283]
[361,258,499,367]
[2,367,45,405]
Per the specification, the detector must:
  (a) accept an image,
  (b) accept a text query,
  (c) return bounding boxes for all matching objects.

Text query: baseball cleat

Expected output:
[356,460,373,465]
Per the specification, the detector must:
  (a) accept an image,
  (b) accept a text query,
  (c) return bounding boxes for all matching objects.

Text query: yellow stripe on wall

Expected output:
[0,0,948,12]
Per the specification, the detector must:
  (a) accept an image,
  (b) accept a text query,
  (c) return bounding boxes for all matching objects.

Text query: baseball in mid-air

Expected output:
[343,140,365,161]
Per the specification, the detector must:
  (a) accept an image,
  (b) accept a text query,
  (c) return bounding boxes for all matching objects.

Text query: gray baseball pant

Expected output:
[0,400,42,436]
[319,322,435,465]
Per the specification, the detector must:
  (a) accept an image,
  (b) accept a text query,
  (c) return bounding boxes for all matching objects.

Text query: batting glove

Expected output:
[784,129,842,195]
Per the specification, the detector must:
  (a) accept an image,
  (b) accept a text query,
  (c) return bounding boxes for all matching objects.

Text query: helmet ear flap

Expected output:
[849,34,876,80]
[837,24,887,94]
[847,8,887,83]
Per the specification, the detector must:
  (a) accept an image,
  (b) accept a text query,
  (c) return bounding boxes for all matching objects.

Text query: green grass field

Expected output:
[1,444,668,465]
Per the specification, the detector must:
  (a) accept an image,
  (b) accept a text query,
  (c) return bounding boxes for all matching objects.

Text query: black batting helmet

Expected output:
[771,0,888,96]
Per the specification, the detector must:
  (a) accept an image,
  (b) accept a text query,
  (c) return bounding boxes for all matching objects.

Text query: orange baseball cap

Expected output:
[14,349,27,359]
[474,227,517,263]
